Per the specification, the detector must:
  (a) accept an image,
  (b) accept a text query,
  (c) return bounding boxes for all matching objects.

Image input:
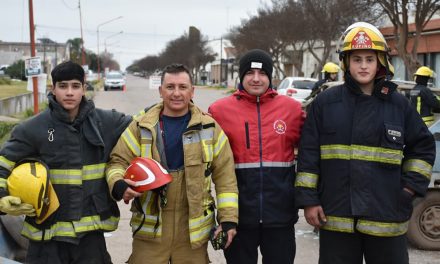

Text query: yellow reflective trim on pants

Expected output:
[403,159,432,179]
[130,214,162,237]
[295,172,318,188]
[213,130,227,158]
[320,216,354,233]
[357,219,408,237]
[21,215,119,241]
[320,144,402,165]
[0,178,6,189]
[217,193,238,209]
[0,156,15,170]
[122,128,141,156]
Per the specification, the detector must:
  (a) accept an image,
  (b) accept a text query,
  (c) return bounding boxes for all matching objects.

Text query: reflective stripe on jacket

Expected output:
[295,79,435,237]
[106,102,238,249]
[0,94,131,241]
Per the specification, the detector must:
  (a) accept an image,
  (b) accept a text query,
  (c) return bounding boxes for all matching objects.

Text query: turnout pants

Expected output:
[319,229,409,264]
[128,170,209,264]
[224,225,296,264]
[26,231,112,264]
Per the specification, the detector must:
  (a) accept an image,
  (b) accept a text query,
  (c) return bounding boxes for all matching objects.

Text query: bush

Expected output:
[0,78,12,85]
[0,122,17,140]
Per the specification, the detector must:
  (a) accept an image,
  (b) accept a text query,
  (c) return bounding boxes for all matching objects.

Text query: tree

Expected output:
[374,0,440,76]
[5,60,26,80]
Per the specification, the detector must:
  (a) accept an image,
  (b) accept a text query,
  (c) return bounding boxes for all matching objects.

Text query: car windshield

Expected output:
[291,80,315,90]
[107,73,123,79]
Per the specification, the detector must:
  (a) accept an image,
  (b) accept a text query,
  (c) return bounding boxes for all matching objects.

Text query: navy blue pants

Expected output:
[319,229,409,264]
[224,226,296,264]
[26,232,112,264]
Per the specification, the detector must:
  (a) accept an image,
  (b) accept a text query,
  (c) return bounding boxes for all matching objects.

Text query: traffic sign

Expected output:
[25,57,42,77]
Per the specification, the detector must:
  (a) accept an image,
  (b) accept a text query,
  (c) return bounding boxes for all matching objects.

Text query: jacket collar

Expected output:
[48,93,94,125]
[345,73,397,100]
[233,88,277,103]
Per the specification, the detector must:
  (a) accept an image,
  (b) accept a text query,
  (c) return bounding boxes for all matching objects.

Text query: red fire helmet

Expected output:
[124,157,172,192]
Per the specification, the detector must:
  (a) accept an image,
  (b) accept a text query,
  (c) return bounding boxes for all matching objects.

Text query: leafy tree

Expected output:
[5,60,26,80]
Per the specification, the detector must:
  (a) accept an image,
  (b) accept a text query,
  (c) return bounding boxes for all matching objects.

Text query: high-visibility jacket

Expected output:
[409,83,440,126]
[106,102,238,249]
[295,76,435,237]
[209,88,304,228]
[0,93,131,241]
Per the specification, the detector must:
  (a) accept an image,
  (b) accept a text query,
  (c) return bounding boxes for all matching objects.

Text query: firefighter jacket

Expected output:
[0,93,131,241]
[295,75,435,237]
[106,102,238,249]
[409,83,440,126]
[209,88,304,228]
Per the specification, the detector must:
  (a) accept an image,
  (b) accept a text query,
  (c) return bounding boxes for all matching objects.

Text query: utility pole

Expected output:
[78,0,86,67]
[28,0,39,115]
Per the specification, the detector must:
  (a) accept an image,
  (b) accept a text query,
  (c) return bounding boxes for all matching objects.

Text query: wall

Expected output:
[0,93,46,116]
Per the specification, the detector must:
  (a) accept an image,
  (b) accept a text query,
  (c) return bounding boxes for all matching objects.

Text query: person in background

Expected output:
[0,60,132,264]
[311,62,340,96]
[295,22,435,264]
[106,63,238,264]
[409,66,440,126]
[209,49,304,264]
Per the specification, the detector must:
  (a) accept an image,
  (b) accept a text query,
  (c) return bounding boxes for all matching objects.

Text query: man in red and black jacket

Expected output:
[209,49,304,264]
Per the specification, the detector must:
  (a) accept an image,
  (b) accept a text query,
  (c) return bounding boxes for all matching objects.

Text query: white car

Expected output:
[104,71,126,91]
[276,77,318,103]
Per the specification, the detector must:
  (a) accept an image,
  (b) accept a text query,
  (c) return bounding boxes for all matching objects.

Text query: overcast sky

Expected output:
[1,0,272,70]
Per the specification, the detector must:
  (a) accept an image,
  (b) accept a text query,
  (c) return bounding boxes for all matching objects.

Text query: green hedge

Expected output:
[0,122,17,146]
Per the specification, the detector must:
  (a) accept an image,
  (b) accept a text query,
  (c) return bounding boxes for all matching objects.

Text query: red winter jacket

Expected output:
[209,88,304,228]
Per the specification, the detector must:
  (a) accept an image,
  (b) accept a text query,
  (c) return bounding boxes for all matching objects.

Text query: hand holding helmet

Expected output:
[0,196,36,216]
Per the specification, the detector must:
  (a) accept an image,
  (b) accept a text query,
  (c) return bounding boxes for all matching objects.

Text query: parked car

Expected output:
[104,71,126,91]
[407,117,440,250]
[276,77,318,103]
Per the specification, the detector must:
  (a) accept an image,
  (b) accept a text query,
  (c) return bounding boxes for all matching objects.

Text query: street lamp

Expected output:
[96,16,123,80]
[104,31,123,53]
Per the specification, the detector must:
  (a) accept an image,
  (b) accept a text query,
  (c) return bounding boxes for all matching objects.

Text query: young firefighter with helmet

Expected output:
[295,22,435,264]
[311,62,341,95]
[409,66,440,126]
[0,61,132,264]
[106,63,238,264]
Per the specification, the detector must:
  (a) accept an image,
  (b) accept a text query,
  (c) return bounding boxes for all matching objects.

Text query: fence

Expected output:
[0,93,46,116]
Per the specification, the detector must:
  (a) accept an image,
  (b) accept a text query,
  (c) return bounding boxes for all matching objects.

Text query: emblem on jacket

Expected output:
[273,120,287,134]
[48,128,55,142]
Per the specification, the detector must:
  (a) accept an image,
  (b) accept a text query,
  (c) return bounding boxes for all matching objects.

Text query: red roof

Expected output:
[380,18,440,36]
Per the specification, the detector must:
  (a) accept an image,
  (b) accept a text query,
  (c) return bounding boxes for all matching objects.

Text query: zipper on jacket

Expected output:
[257,96,264,224]
[245,122,250,149]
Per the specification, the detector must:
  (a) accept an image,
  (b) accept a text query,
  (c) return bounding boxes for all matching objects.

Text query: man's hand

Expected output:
[304,205,326,228]
[214,225,237,249]
[122,179,142,204]
[0,196,36,216]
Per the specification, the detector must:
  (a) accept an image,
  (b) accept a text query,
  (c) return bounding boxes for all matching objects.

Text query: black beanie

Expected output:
[51,61,85,87]
[239,49,273,86]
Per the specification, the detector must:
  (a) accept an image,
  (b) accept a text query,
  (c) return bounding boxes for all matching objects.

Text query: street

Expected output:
[95,75,440,264]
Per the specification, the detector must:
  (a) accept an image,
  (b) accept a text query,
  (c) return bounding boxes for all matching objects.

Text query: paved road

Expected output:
[95,75,440,264]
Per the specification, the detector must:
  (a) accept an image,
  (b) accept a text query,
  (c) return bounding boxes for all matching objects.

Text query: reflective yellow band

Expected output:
[417,97,421,114]
[357,219,408,237]
[0,178,7,189]
[50,163,106,185]
[106,168,125,182]
[122,128,140,156]
[217,193,238,209]
[202,139,213,162]
[213,130,227,158]
[321,216,354,233]
[320,144,403,165]
[403,159,432,179]
[21,215,119,241]
[0,156,15,170]
[235,161,295,169]
[295,172,318,188]
[189,210,214,230]
[189,223,211,243]
[140,128,152,158]
[130,212,161,237]
[422,115,435,122]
